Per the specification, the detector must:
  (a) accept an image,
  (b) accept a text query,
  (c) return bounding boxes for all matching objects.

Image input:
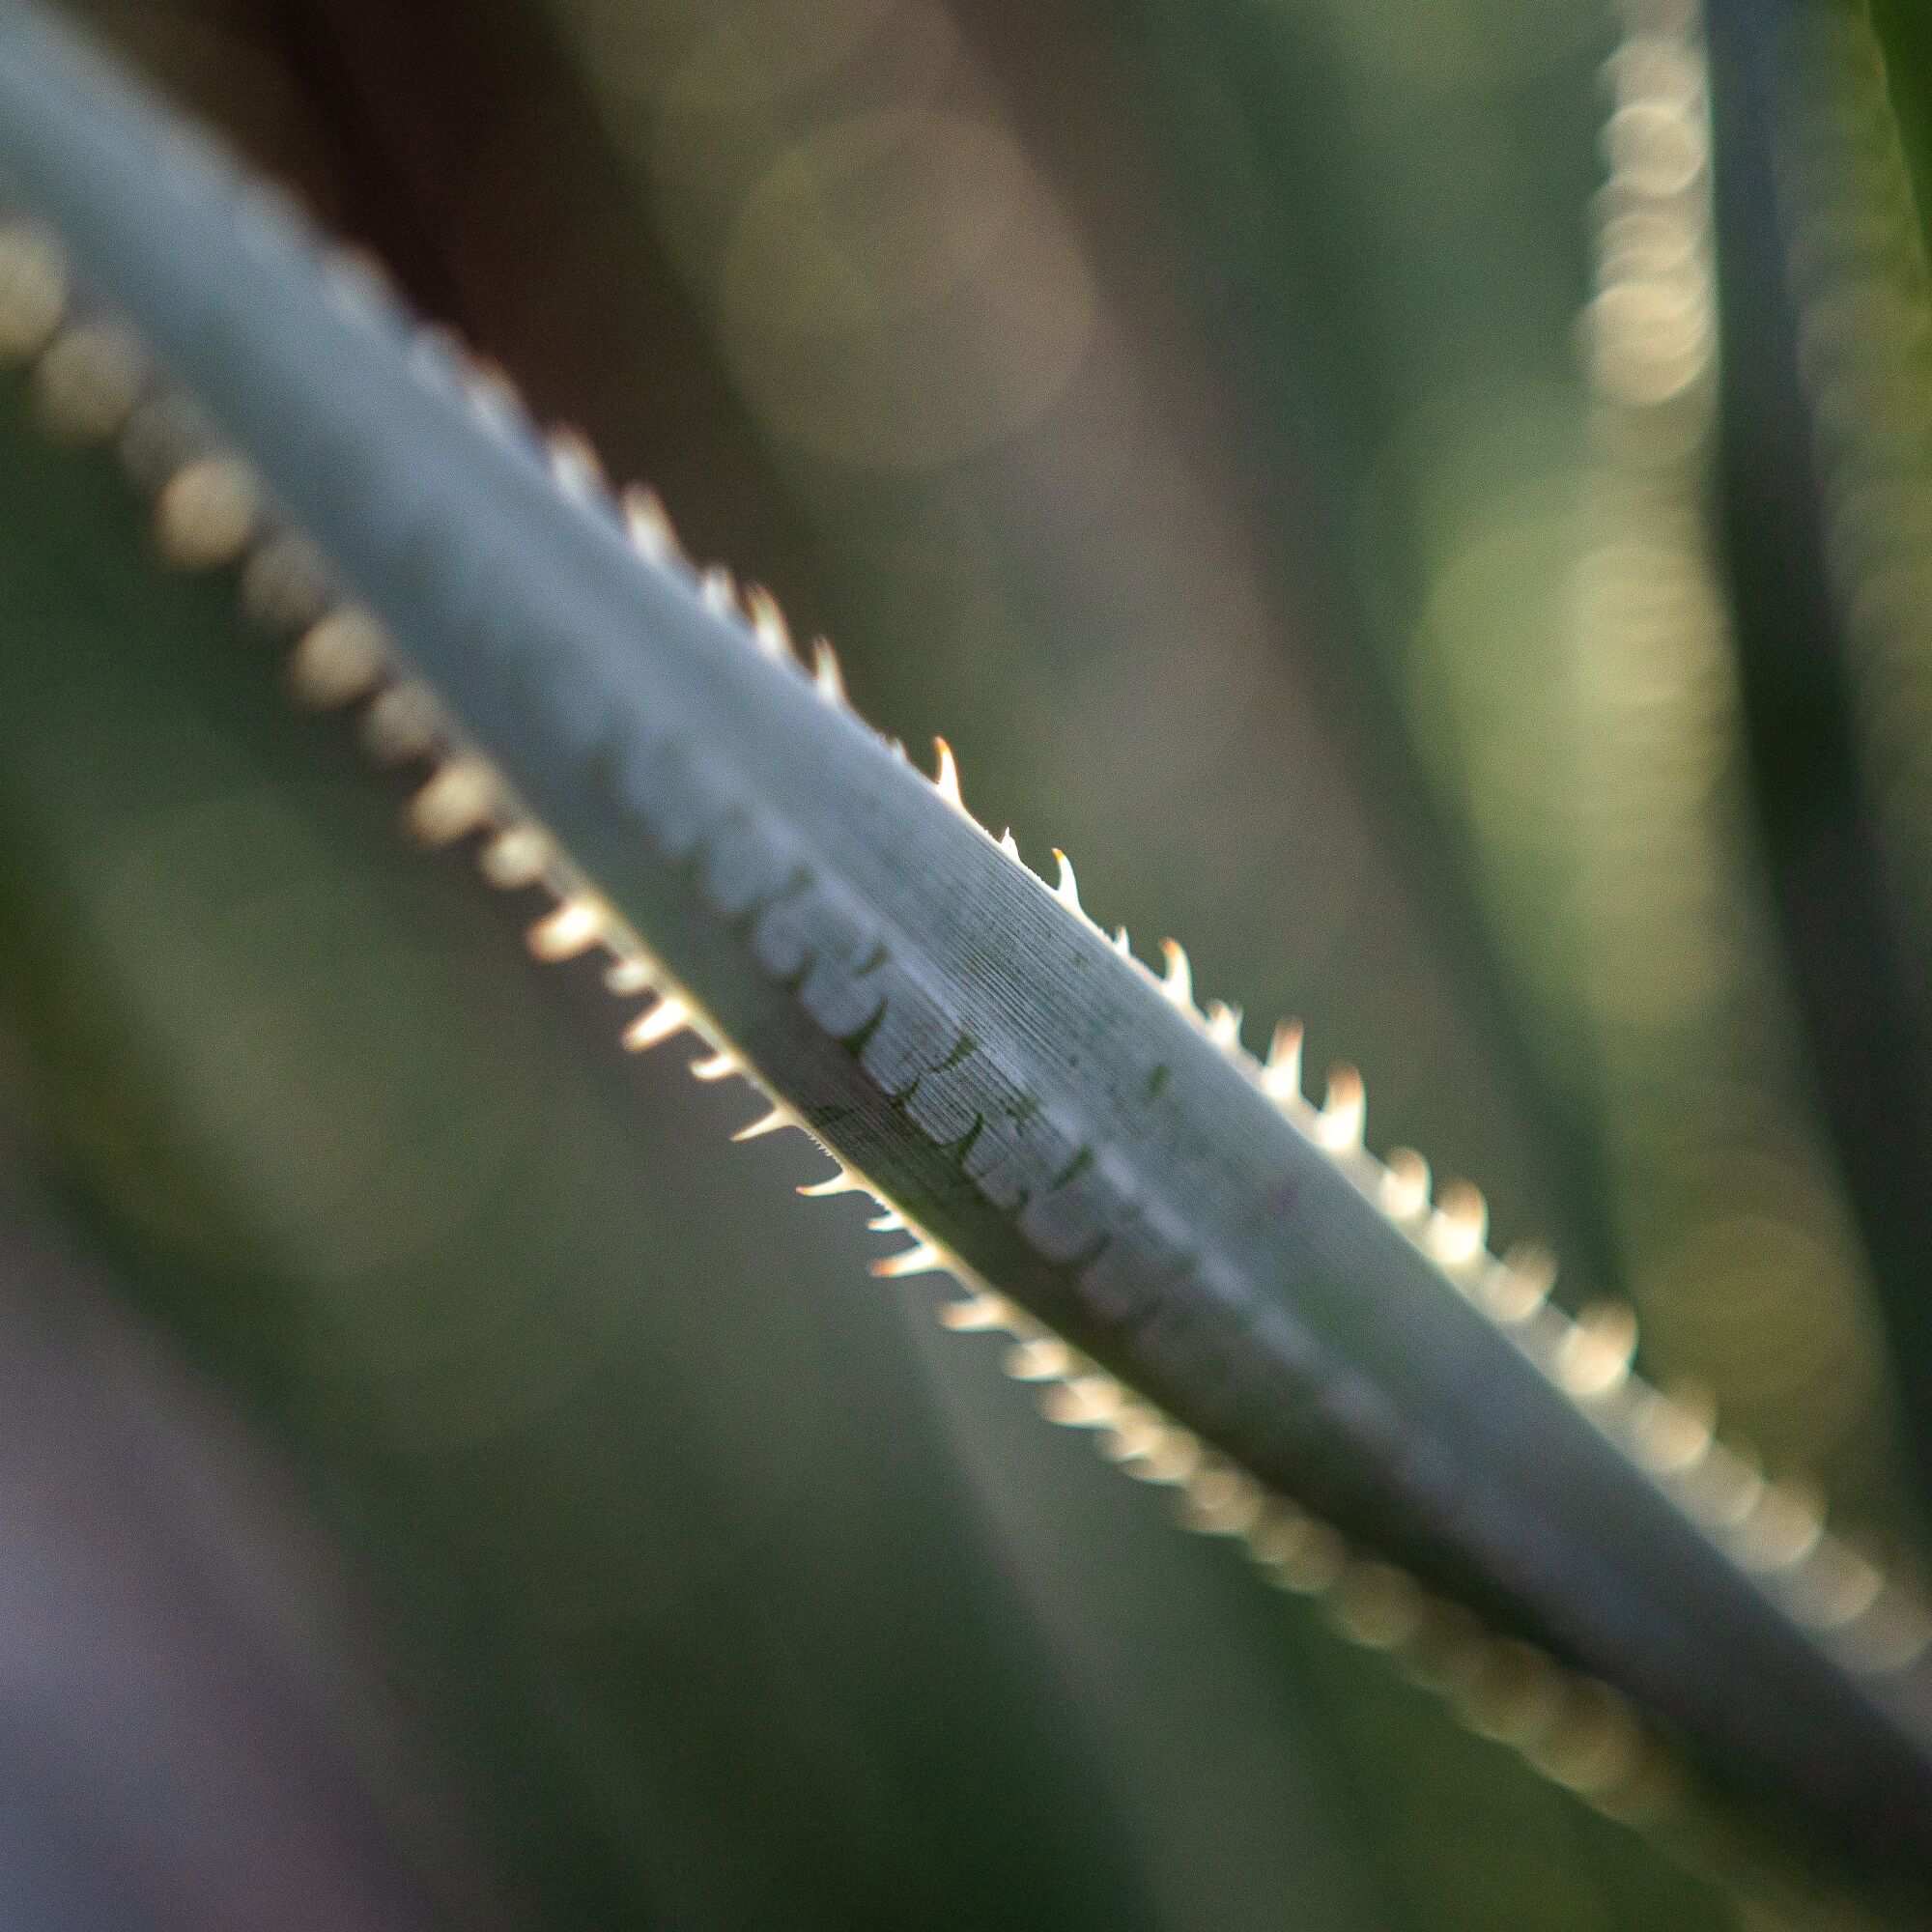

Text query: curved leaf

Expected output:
[0,2,1928,1898]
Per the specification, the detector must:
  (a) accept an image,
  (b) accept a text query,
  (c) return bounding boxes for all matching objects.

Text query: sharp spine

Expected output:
[1314,1066,1366,1151]
[0,219,66,361]
[1039,1373,1124,1428]
[1261,1019,1304,1103]
[153,451,258,571]
[1484,1242,1557,1324]
[604,955,655,996]
[931,738,965,813]
[1006,1337,1074,1381]
[1380,1149,1433,1226]
[745,584,793,663]
[731,1102,798,1143]
[810,639,846,705]
[478,824,553,890]
[1158,938,1193,1012]
[620,483,685,568]
[1051,849,1082,915]
[457,351,526,435]
[360,683,443,763]
[546,425,606,501]
[35,316,145,441]
[623,994,694,1051]
[408,756,497,846]
[699,565,740,619]
[1630,1381,1716,1475]
[871,1240,949,1279]
[527,897,606,962]
[241,530,332,632]
[288,608,387,708]
[1205,999,1243,1053]
[797,1167,867,1198]
[1428,1180,1489,1276]
[1554,1303,1640,1402]
[937,1291,1016,1332]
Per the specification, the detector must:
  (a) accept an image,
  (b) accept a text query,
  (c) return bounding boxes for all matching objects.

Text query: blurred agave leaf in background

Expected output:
[1139,0,1915,1524]
[0,372,1179,1927]
[1559,0,1903,1511]
[1708,0,1932,1522]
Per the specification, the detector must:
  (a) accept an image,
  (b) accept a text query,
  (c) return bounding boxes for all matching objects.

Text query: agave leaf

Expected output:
[535,0,1602,1307]
[1129,0,1910,1529]
[0,386,1179,1928]
[1707,0,1932,1522]
[1,8,1735,1927]
[366,8,1728,1918]
[0,1,1930,1897]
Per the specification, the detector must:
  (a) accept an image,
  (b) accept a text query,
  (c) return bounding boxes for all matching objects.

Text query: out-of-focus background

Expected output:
[6,0,1932,1925]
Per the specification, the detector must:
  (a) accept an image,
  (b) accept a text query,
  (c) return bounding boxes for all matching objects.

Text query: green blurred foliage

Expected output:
[13,0,1932,1924]
[0,270,1727,1929]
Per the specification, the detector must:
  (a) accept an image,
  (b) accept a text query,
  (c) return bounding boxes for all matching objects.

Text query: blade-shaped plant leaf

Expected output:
[0,12,1738,1929]
[1132,0,1911,1528]
[0,386,1165,1929]
[0,0,1929,1900]
[1708,0,1932,1522]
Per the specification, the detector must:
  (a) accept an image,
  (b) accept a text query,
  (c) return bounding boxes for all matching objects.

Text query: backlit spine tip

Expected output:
[872,1240,950,1279]
[623,993,694,1052]
[527,896,606,962]
[1313,1065,1366,1152]
[731,1102,800,1144]
[932,737,966,813]
[1158,938,1194,1012]
[810,639,846,705]
[745,583,793,663]
[547,425,607,502]
[1052,849,1084,917]
[621,482,685,568]
[1262,1019,1304,1103]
